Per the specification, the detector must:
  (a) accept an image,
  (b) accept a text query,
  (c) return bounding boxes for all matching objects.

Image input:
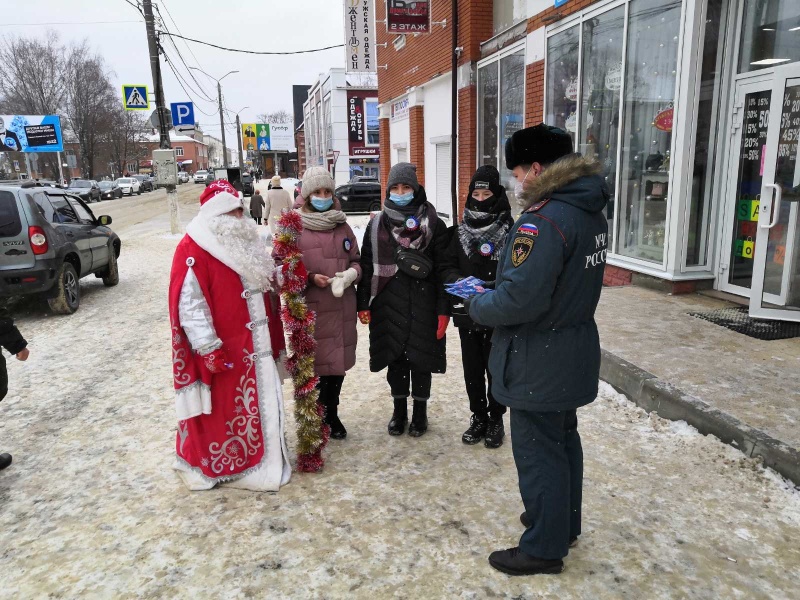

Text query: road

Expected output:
[0,183,798,598]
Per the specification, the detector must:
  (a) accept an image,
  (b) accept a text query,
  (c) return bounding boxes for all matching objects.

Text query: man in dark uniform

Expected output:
[467,124,609,576]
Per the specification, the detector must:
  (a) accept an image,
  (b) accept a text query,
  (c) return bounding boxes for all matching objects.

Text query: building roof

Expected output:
[146,132,207,145]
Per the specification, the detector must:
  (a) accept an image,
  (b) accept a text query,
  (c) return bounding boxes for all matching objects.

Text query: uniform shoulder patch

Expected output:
[516,223,539,237]
[511,236,534,267]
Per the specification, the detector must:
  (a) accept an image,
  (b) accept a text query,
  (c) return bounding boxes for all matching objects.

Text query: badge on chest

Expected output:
[343,238,352,252]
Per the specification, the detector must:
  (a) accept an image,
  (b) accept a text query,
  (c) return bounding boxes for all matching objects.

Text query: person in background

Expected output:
[357,163,449,438]
[440,165,514,449]
[265,175,292,234]
[0,304,31,471]
[250,189,265,225]
[467,124,609,576]
[293,166,361,439]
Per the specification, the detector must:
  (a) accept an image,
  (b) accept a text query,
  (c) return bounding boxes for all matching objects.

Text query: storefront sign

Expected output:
[605,64,622,92]
[345,0,376,73]
[653,106,674,132]
[386,0,430,34]
[352,147,379,156]
[391,97,409,122]
[267,123,293,152]
[737,198,760,223]
[348,92,365,144]
[0,115,64,152]
[565,78,578,102]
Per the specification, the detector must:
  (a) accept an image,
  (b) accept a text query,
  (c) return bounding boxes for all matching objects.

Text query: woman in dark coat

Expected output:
[441,165,514,448]
[357,163,450,437]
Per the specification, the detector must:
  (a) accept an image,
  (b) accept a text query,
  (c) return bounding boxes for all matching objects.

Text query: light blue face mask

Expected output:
[311,196,333,211]
[389,191,415,206]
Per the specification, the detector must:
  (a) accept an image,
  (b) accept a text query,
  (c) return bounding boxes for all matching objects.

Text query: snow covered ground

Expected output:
[1,194,799,598]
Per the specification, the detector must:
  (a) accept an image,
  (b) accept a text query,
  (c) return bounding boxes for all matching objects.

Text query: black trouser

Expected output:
[458,328,506,419]
[511,408,583,560]
[318,375,345,408]
[386,354,431,401]
[0,353,7,402]
[253,216,262,225]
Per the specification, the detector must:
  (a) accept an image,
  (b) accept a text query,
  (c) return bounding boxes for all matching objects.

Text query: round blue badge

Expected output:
[479,242,494,256]
[405,216,419,231]
[343,238,352,252]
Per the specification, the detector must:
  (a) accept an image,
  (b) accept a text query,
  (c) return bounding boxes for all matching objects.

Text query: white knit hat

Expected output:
[301,166,335,198]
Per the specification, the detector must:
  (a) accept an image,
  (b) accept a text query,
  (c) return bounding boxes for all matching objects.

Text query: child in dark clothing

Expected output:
[0,305,30,471]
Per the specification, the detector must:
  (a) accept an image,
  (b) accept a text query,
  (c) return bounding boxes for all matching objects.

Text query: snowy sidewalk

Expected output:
[1,211,799,597]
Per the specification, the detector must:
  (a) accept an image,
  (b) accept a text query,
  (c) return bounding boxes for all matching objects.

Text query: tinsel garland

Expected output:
[274,210,330,472]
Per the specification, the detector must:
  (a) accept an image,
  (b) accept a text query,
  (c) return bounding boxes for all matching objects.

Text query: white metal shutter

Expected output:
[435,143,451,220]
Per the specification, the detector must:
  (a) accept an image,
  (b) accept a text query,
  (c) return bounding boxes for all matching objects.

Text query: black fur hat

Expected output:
[504,123,574,170]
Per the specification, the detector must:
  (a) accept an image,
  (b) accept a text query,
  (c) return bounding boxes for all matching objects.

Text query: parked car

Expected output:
[334,176,382,213]
[177,171,190,184]
[65,179,101,203]
[205,172,214,186]
[193,170,208,184]
[0,182,121,314]
[133,174,154,192]
[98,181,123,200]
[116,177,141,196]
[241,173,254,197]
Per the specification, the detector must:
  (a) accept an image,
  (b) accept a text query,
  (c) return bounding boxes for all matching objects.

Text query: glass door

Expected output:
[750,66,800,321]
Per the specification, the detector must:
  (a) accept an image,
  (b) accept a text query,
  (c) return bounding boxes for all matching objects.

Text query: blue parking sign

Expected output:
[170,102,195,127]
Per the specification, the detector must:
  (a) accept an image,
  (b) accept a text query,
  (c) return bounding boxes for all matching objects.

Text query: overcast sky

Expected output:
[3,0,346,142]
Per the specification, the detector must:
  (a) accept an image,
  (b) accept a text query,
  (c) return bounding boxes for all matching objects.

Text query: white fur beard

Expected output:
[207,215,275,290]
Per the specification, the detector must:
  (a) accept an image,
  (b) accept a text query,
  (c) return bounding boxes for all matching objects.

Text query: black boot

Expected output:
[407,399,428,437]
[325,404,347,440]
[0,453,12,471]
[388,397,408,436]
[462,413,488,444]
[484,415,505,448]
[520,512,579,547]
[488,547,564,576]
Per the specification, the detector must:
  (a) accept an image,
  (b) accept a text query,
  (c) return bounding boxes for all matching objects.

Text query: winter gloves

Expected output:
[202,348,234,374]
[330,268,359,298]
[437,316,450,340]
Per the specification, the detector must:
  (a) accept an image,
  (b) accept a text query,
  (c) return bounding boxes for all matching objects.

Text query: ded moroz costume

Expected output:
[169,180,291,492]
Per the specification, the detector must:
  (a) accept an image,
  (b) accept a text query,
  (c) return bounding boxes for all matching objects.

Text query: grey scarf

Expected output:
[300,209,347,231]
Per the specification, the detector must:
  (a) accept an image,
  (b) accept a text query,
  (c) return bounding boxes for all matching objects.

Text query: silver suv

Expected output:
[0,182,121,314]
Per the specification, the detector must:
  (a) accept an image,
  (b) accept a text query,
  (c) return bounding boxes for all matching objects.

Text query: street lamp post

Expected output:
[190,67,238,168]
[232,106,249,173]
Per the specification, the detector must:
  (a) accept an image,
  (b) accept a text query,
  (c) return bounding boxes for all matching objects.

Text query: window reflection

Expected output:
[546,26,580,146]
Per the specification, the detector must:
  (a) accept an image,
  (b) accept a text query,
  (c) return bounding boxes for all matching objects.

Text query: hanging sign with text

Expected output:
[348,92,365,144]
[386,0,430,34]
[345,0,376,73]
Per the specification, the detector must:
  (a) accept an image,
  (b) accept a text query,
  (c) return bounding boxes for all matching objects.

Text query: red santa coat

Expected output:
[169,231,290,491]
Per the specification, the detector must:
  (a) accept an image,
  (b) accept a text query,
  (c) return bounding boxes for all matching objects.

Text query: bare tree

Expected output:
[63,42,117,179]
[105,109,149,178]
[256,110,292,125]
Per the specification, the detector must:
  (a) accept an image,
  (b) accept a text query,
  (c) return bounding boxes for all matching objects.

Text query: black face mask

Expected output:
[466,193,499,212]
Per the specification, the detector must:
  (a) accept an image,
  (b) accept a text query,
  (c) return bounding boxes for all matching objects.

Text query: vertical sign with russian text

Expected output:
[345,0,376,73]
[348,92,365,145]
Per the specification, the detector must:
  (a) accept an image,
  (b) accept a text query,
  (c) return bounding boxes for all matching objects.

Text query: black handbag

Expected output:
[394,246,434,279]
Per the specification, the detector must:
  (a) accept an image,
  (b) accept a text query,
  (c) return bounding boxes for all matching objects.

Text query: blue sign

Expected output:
[0,114,64,152]
[170,102,195,127]
[554,0,570,6]
[122,85,149,110]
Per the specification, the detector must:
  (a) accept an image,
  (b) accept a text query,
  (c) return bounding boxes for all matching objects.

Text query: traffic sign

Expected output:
[149,107,173,129]
[170,102,195,127]
[122,85,149,110]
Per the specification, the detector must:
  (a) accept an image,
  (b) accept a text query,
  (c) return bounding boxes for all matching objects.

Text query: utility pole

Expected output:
[219,83,228,168]
[235,114,244,171]
[142,0,180,234]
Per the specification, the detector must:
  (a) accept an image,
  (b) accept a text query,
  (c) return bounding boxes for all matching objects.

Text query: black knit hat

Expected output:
[505,123,573,170]
[469,165,504,199]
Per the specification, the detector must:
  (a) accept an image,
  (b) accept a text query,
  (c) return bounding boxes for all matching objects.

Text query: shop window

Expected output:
[546,26,580,146]
[617,0,682,263]
[366,100,380,145]
[739,0,800,72]
[477,47,525,199]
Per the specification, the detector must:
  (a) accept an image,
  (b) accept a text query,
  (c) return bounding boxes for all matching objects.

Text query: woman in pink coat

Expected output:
[297,166,361,439]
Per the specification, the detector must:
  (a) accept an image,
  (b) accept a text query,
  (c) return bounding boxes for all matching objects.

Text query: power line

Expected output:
[160,32,343,55]
[157,2,204,74]
[159,37,215,103]
[0,20,142,26]
[160,47,219,118]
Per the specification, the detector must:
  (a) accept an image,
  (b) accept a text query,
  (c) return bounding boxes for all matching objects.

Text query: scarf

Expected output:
[458,198,514,261]
[370,191,438,302]
[300,209,347,231]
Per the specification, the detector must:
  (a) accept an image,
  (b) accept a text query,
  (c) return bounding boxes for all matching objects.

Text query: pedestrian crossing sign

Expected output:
[122,85,150,110]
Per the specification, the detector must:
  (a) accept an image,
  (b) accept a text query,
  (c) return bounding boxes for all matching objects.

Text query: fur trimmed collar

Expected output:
[518,154,602,209]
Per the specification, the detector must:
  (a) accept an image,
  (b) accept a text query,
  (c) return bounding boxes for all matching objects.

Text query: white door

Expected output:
[749,65,800,322]
[435,142,452,223]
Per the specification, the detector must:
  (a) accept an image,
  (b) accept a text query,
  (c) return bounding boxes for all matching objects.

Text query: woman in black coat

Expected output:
[440,165,514,448]
[357,163,450,438]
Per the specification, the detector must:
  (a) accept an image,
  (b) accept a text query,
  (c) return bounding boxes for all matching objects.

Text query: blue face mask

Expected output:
[389,191,415,206]
[310,196,333,211]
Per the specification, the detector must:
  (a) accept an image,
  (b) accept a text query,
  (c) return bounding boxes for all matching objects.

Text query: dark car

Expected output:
[0,182,121,314]
[334,176,382,213]
[98,181,123,200]
[133,174,154,193]
[66,179,101,203]
[241,173,254,197]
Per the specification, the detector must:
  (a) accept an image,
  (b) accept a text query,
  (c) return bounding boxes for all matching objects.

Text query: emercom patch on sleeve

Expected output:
[511,236,534,267]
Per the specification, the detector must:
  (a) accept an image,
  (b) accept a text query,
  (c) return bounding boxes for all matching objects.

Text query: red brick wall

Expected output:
[379,117,391,202]
[525,60,545,127]
[409,106,425,187]
[458,85,478,219]
[603,265,632,287]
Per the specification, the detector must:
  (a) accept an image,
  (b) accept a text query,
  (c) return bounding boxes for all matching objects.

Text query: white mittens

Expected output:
[330,268,358,298]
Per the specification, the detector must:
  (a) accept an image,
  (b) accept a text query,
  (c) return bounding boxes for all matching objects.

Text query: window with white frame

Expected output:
[366,99,380,146]
[175,146,184,157]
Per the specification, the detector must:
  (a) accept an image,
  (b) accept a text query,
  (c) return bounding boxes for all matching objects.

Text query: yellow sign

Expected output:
[736,198,760,222]
[242,123,256,139]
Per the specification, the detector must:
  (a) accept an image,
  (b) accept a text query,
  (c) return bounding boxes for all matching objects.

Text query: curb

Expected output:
[600,349,800,486]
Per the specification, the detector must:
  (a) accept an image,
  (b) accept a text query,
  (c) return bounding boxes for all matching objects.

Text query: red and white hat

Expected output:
[199,180,242,218]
